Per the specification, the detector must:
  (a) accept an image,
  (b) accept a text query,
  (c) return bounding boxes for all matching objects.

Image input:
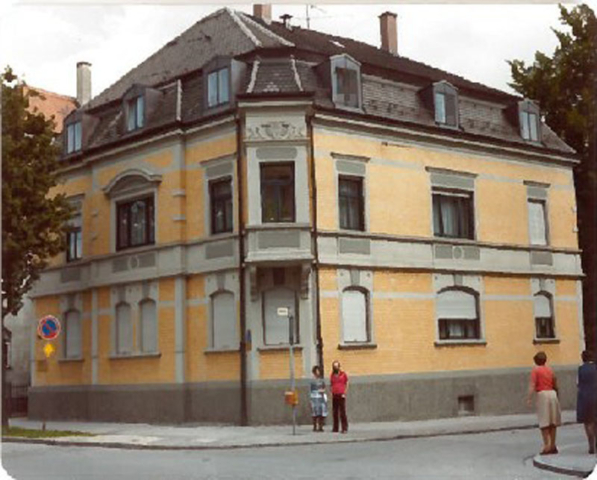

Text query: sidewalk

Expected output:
[5,411,596,477]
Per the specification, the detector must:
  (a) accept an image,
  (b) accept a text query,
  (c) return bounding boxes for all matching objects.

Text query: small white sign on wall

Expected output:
[277,307,289,317]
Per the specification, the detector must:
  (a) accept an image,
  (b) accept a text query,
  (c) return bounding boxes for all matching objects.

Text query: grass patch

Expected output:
[2,426,95,439]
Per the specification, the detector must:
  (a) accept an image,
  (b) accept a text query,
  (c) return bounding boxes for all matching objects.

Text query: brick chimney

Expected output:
[76,61,92,106]
[253,4,272,24]
[379,12,398,55]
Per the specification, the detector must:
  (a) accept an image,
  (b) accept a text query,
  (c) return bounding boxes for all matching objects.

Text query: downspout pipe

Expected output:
[307,111,325,373]
[236,113,249,426]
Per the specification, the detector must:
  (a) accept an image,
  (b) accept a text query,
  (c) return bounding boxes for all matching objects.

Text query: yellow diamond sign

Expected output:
[43,343,56,358]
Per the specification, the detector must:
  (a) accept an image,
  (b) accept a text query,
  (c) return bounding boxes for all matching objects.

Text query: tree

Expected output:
[1,67,73,427]
[508,4,597,354]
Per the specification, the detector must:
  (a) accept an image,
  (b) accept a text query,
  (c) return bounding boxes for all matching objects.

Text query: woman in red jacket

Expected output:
[330,360,349,434]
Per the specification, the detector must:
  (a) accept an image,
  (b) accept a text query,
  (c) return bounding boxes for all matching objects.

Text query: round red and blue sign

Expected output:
[37,315,61,340]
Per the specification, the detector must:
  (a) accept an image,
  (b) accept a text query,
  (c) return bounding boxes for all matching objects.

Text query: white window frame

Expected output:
[436,287,481,341]
[63,309,82,359]
[115,302,133,355]
[66,121,82,154]
[341,287,370,344]
[534,292,556,340]
[139,299,158,353]
[330,54,362,111]
[210,291,238,350]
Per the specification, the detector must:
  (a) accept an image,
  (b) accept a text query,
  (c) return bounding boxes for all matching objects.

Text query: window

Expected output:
[210,178,233,234]
[331,55,361,109]
[335,68,359,108]
[341,288,369,343]
[261,163,295,223]
[127,96,144,131]
[534,293,555,339]
[528,199,548,246]
[519,106,541,142]
[66,210,82,262]
[339,176,364,231]
[66,121,82,154]
[207,67,230,108]
[211,291,237,350]
[116,196,155,250]
[437,289,480,340]
[139,300,157,353]
[64,310,82,358]
[433,189,474,239]
[263,288,298,345]
[115,303,132,354]
[432,83,458,127]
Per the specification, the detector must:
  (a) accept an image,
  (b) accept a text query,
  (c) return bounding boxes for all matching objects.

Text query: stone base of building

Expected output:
[28,366,578,425]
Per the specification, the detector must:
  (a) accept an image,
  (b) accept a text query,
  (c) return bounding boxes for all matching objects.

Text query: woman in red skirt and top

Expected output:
[527,351,562,455]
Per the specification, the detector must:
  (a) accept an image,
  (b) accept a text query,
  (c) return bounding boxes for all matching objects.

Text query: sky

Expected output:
[0,2,585,102]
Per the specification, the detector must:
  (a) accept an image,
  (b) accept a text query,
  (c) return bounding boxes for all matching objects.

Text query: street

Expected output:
[1,425,585,479]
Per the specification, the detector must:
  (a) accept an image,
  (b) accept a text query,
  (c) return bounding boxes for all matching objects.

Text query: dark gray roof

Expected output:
[71,7,574,157]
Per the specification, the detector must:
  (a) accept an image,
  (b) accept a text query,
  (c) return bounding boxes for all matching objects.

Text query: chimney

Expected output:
[379,12,398,55]
[76,61,92,106]
[253,4,272,24]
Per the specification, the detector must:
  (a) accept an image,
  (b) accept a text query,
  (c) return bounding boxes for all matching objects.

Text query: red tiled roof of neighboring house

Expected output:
[24,86,77,134]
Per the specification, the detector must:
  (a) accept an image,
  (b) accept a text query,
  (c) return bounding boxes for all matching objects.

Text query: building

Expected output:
[29,6,584,425]
[3,85,76,415]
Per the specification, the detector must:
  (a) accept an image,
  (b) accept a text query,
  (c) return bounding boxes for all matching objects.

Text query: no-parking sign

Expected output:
[37,315,61,340]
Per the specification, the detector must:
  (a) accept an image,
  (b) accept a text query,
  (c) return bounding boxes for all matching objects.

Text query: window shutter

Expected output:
[65,311,81,358]
[140,300,157,352]
[528,201,547,245]
[136,96,144,128]
[218,68,230,104]
[74,122,82,150]
[445,93,457,126]
[263,288,295,345]
[520,111,530,140]
[529,112,539,141]
[212,292,236,349]
[342,289,368,343]
[437,290,476,319]
[534,295,552,318]
[116,303,132,354]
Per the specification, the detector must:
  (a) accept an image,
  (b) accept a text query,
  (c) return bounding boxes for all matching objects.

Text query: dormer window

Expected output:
[127,95,144,131]
[433,82,458,128]
[207,67,230,108]
[331,55,362,110]
[519,100,541,142]
[66,121,82,154]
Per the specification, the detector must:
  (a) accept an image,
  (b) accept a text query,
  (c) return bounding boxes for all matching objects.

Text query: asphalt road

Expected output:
[1,426,581,479]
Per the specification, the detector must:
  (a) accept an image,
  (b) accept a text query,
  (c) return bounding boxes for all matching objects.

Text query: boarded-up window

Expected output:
[342,289,369,343]
[64,310,82,358]
[534,293,555,339]
[437,289,480,340]
[528,200,548,246]
[212,291,237,349]
[115,303,132,354]
[263,288,298,345]
[139,300,157,353]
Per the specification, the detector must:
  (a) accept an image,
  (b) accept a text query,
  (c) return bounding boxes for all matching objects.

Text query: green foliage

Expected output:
[2,426,94,438]
[508,4,596,159]
[1,67,73,319]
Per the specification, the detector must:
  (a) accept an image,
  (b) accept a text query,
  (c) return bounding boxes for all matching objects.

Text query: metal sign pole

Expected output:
[289,313,296,436]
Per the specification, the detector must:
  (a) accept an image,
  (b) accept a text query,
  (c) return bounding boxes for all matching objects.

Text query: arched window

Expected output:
[263,287,298,345]
[534,293,555,339]
[437,288,480,340]
[64,309,82,358]
[139,299,157,353]
[341,288,369,343]
[211,291,237,349]
[115,302,132,354]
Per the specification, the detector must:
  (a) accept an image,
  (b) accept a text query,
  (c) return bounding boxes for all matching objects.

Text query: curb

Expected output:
[1,421,576,452]
[532,455,595,478]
